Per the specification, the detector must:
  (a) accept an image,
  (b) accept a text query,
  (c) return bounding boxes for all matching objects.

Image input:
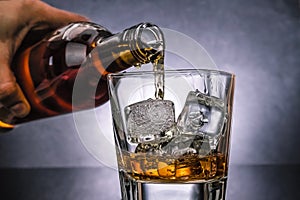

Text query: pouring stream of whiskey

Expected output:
[153,56,165,100]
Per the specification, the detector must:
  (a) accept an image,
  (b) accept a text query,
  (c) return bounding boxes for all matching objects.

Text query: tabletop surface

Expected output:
[1,165,299,200]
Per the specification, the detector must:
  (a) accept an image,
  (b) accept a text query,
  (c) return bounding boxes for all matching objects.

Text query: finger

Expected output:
[29,0,89,29]
[0,105,15,125]
[0,81,31,118]
[0,42,30,118]
[3,1,89,52]
[10,1,89,51]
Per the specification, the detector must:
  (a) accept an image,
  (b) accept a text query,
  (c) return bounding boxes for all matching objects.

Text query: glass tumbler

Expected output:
[108,69,235,200]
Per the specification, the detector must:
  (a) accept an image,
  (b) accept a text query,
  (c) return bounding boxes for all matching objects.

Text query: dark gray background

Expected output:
[0,0,300,167]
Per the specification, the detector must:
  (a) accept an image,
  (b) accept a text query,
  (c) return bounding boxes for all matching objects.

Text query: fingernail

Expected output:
[10,103,30,118]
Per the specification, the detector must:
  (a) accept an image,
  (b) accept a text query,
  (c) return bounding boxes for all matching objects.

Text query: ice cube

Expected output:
[161,134,211,156]
[176,90,227,149]
[125,99,176,144]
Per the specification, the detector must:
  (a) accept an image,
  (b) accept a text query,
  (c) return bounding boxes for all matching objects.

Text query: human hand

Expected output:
[0,0,88,124]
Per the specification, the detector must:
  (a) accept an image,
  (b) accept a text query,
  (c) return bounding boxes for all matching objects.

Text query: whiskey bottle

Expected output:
[12,22,165,123]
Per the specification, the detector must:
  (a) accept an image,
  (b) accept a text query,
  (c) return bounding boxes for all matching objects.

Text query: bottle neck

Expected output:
[95,22,165,69]
[122,23,165,64]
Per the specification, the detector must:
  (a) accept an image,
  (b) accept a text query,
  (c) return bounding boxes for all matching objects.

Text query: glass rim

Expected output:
[107,68,235,78]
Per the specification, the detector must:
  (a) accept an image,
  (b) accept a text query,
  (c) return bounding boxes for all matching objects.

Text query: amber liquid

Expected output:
[153,56,165,100]
[119,151,227,183]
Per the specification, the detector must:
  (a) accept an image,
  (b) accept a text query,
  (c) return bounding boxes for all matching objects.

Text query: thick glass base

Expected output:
[119,171,227,200]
